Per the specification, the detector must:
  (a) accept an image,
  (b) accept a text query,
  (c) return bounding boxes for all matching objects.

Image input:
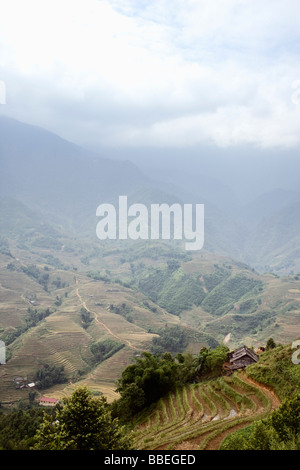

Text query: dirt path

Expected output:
[75,280,138,350]
[239,372,281,410]
[203,420,254,451]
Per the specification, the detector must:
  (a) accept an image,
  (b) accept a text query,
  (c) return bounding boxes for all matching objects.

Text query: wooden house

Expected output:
[225,346,258,371]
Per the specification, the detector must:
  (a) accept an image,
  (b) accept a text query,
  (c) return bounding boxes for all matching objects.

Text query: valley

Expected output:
[0,116,299,451]
[1,1,300,450]
[0,227,299,406]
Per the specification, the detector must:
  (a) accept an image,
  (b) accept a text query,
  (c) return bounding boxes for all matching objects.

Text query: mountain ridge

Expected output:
[0,115,299,273]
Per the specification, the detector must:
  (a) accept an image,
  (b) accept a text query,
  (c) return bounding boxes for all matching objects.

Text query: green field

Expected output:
[130,343,299,450]
[132,371,279,450]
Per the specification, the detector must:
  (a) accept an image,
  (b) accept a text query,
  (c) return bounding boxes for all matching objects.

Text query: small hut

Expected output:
[226,346,258,371]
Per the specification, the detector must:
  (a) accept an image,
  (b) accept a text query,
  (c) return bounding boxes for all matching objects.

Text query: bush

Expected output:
[114,352,187,419]
[90,339,124,364]
[34,364,67,389]
[151,326,189,355]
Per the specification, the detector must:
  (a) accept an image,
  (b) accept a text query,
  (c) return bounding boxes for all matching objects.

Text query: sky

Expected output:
[0,0,300,151]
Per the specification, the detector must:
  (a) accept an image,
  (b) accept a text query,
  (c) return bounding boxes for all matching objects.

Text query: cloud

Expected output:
[0,0,299,149]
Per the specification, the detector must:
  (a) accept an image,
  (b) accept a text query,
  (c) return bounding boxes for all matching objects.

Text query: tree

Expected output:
[111,383,146,421]
[34,363,67,389]
[114,352,181,419]
[266,337,277,350]
[0,407,49,450]
[28,390,37,404]
[205,345,229,374]
[193,345,229,379]
[34,386,132,450]
[80,307,93,328]
[193,347,209,378]
[270,393,300,441]
[151,325,188,355]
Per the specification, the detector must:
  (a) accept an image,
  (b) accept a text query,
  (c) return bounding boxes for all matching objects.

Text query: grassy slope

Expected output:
[132,343,299,450]
[132,370,280,451]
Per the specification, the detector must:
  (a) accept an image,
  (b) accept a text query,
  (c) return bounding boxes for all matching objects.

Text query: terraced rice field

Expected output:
[133,371,280,450]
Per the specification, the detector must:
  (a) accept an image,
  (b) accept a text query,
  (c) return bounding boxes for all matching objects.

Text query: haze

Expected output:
[0,0,300,151]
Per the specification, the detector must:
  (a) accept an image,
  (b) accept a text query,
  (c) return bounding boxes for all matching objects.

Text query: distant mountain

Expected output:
[109,145,300,273]
[101,144,300,205]
[0,115,150,233]
[238,188,300,225]
[243,201,300,273]
[0,115,299,273]
[0,116,242,257]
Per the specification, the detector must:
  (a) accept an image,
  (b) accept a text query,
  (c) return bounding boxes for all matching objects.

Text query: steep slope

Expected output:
[0,115,149,233]
[0,116,235,257]
[133,368,280,450]
[1,116,299,272]
[132,342,299,450]
[0,228,299,406]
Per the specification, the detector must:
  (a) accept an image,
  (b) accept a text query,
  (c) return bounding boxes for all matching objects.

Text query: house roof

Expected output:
[229,346,258,363]
[39,397,59,403]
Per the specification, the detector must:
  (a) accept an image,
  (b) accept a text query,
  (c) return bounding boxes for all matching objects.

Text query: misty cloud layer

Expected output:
[0,0,300,151]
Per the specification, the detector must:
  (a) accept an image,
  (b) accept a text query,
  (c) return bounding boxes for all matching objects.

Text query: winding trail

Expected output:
[75,279,138,351]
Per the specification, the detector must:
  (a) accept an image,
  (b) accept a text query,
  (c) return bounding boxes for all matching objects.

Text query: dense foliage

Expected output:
[34,386,132,450]
[221,393,300,450]
[0,406,53,450]
[80,306,93,328]
[34,363,67,389]
[90,338,124,364]
[137,266,206,316]
[150,325,189,355]
[113,352,186,420]
[246,343,300,399]
[193,345,229,378]
[131,257,264,320]
[201,274,263,316]
[112,346,229,421]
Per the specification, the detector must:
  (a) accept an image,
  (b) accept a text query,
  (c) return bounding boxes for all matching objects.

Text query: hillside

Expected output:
[1,116,299,273]
[0,116,299,408]
[123,147,300,274]
[132,371,280,450]
[1,1,300,451]
[0,223,299,406]
[0,116,151,235]
[130,342,299,450]
[243,201,300,273]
